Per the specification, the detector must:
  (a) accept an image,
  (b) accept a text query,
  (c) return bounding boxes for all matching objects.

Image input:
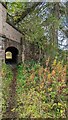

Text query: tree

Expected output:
[7,2,67,61]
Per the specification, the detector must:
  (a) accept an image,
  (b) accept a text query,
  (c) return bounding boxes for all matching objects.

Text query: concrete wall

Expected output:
[0,3,24,64]
[0,3,23,43]
[0,4,3,34]
[3,22,23,43]
[0,3,36,64]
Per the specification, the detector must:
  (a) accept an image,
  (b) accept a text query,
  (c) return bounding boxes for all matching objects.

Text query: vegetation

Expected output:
[7,2,68,50]
[1,1,67,119]
[16,59,67,118]
[2,64,13,113]
[6,2,68,63]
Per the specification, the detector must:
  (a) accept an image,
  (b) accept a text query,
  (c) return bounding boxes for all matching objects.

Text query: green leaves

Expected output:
[16,59,67,118]
[7,2,67,59]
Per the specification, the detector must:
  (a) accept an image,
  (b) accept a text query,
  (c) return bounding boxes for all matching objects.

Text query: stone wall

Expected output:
[0,3,24,64]
[4,37,23,63]
[0,36,5,118]
[0,3,38,64]
[0,36,5,65]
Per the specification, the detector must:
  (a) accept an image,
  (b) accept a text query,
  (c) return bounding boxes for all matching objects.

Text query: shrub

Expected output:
[16,59,67,118]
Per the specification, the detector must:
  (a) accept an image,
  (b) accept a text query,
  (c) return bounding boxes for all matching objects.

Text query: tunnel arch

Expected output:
[5,46,19,64]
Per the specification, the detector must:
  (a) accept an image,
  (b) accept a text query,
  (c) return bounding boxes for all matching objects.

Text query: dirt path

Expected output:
[3,65,18,119]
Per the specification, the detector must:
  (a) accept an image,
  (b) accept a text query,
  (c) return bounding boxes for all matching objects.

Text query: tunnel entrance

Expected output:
[5,47,18,64]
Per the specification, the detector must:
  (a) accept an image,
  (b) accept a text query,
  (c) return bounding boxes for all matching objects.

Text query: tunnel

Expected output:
[5,47,19,64]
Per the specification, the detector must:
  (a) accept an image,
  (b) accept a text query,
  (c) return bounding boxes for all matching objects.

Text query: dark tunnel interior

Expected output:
[5,47,18,64]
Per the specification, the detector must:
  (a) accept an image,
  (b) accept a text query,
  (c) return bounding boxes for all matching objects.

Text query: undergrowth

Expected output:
[1,64,13,114]
[16,58,68,118]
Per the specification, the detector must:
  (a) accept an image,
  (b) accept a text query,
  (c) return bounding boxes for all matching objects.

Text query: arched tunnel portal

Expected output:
[5,47,19,64]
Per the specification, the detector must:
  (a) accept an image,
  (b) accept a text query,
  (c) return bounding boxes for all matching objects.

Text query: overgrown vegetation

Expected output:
[6,2,68,63]
[1,1,67,118]
[16,59,67,118]
[2,64,13,113]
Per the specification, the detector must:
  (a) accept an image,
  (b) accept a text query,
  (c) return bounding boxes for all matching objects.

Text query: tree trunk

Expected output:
[53,2,60,46]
